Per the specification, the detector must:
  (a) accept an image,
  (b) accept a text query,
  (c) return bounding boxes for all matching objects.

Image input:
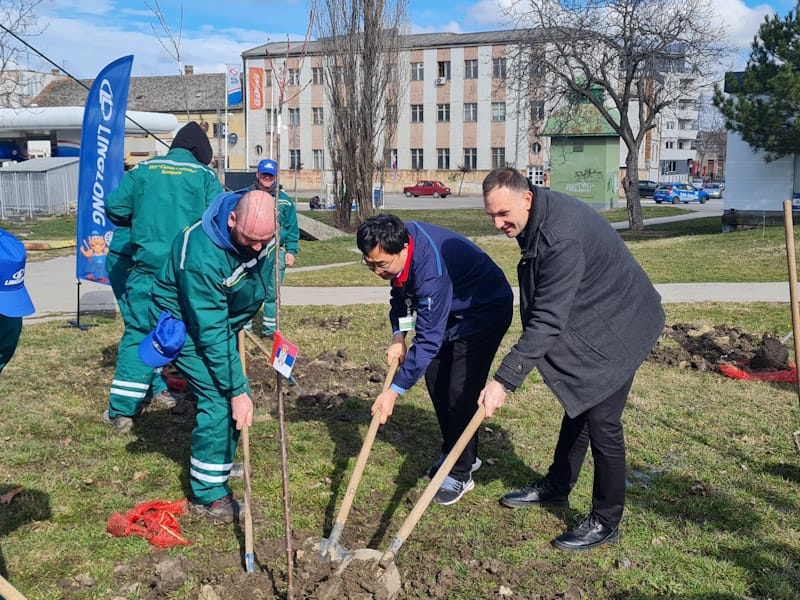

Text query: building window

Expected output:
[464,59,478,79]
[530,166,545,185]
[665,160,677,173]
[491,147,506,169]
[288,107,300,126]
[289,149,301,170]
[438,61,451,80]
[531,141,542,154]
[492,102,506,121]
[437,148,450,170]
[573,141,584,152]
[411,62,424,81]
[530,101,545,121]
[385,103,398,123]
[265,70,272,86]
[265,109,275,130]
[312,67,323,85]
[678,141,684,150]
[288,68,300,86]
[437,103,450,122]
[411,148,424,170]
[665,141,675,149]
[213,122,226,138]
[411,104,424,123]
[464,102,477,122]
[312,107,324,125]
[492,57,507,79]
[313,149,324,170]
[463,147,477,169]
[666,120,676,129]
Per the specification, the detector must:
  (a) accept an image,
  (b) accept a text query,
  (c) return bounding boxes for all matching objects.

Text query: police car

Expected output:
[653,183,709,204]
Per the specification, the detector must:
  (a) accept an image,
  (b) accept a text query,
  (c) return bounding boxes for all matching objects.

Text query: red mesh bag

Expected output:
[718,360,797,383]
[107,499,192,549]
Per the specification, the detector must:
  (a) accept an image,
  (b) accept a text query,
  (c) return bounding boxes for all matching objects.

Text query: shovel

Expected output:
[320,405,487,600]
[317,358,399,562]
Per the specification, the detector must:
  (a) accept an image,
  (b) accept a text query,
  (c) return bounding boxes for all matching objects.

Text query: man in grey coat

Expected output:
[479,167,665,551]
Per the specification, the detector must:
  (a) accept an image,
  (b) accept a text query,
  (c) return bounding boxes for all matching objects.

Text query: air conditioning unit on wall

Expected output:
[435,77,446,85]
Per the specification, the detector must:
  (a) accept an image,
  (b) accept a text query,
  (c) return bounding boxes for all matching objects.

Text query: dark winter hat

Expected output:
[170,121,214,165]
[257,159,278,176]
[139,311,186,368]
[0,229,35,318]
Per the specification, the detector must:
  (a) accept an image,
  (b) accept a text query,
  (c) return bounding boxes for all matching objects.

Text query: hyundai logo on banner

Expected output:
[227,65,242,106]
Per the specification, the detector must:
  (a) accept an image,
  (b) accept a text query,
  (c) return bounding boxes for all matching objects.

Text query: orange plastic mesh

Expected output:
[718,360,797,384]
[107,499,192,549]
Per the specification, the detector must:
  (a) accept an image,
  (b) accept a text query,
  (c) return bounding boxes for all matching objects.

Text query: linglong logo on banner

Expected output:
[75,55,133,284]
[227,64,242,106]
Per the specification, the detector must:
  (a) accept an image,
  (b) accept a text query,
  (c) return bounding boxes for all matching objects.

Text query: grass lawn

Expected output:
[0,303,798,599]
[1,203,800,598]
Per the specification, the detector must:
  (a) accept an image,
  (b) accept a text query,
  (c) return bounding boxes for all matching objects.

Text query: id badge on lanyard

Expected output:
[398,297,416,332]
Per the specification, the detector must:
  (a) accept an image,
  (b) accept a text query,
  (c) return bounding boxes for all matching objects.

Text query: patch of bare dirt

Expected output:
[647,323,791,373]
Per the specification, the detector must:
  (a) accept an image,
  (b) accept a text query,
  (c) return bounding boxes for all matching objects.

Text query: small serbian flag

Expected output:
[270,331,298,378]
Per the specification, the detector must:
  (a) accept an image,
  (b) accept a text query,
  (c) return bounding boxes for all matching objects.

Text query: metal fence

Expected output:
[0,157,79,218]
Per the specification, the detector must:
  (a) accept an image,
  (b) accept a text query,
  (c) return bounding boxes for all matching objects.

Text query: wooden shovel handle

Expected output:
[0,574,27,600]
[380,404,486,567]
[330,359,399,535]
[238,330,255,573]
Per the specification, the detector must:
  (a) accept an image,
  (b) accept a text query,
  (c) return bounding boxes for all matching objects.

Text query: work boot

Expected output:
[149,390,178,409]
[500,477,569,509]
[189,494,240,524]
[433,475,475,506]
[102,409,134,433]
[551,513,620,551]
[426,455,482,479]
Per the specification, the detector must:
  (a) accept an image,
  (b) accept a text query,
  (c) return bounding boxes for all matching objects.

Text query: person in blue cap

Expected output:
[0,229,35,374]
[248,158,299,337]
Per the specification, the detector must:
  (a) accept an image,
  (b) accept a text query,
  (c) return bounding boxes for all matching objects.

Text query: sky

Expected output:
[13,0,799,80]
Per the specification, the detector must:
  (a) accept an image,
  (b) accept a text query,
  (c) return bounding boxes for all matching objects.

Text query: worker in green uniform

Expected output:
[106,226,173,407]
[142,189,276,522]
[0,229,35,374]
[103,121,223,431]
[249,158,299,336]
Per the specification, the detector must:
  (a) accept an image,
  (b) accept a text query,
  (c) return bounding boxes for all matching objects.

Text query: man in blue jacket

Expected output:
[357,214,513,505]
[479,167,665,551]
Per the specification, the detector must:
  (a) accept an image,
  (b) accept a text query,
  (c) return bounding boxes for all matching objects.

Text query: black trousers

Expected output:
[425,313,511,482]
[546,375,634,528]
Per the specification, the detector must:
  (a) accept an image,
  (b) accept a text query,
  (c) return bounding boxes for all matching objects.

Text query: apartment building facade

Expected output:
[241,31,549,195]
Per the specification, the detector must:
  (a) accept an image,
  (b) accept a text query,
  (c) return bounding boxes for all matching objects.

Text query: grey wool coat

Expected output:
[494,186,665,418]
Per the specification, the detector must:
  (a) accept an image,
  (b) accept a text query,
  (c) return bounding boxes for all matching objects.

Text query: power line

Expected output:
[0,22,170,149]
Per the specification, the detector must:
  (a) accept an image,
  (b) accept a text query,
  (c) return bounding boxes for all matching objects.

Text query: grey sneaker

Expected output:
[229,462,244,478]
[426,455,482,479]
[102,409,134,433]
[433,475,475,506]
[149,390,177,409]
[190,494,240,523]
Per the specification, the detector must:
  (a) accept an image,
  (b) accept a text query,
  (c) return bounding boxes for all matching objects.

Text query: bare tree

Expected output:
[506,0,730,229]
[316,0,409,228]
[0,0,44,108]
[146,0,191,119]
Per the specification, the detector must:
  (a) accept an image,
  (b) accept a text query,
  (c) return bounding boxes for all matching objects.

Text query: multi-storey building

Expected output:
[241,31,550,194]
[657,74,701,181]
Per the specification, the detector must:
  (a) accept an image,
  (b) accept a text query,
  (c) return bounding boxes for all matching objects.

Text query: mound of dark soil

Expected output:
[647,323,791,373]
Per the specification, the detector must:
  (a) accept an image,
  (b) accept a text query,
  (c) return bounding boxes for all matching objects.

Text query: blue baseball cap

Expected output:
[139,311,186,367]
[257,159,278,176]
[0,229,35,318]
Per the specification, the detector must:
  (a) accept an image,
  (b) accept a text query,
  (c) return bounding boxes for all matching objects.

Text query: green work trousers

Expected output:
[261,249,285,335]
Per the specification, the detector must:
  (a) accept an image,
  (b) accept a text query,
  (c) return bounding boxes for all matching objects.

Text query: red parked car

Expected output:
[403,180,451,198]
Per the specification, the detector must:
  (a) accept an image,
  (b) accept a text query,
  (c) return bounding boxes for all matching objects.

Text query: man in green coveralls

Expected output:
[248,158,298,336]
[103,122,222,431]
[106,225,174,407]
[144,189,276,522]
[0,229,35,374]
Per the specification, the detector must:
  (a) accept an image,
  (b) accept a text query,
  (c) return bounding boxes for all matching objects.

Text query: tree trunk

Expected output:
[624,150,644,230]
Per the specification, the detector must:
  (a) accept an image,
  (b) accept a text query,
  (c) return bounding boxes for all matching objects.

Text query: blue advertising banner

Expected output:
[75,55,133,284]
[226,64,242,106]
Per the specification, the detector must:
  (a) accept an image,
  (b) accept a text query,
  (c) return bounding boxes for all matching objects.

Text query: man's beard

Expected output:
[234,242,260,261]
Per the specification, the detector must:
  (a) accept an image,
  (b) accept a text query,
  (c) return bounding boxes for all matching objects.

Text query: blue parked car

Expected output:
[653,183,709,204]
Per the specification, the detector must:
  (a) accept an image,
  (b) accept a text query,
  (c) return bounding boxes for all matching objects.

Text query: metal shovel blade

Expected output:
[314,548,401,600]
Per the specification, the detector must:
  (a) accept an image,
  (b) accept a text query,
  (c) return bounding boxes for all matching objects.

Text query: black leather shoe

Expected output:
[551,513,620,551]
[499,478,569,508]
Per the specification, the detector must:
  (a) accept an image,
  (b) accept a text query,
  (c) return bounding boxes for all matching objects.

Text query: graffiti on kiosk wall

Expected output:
[565,182,593,194]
